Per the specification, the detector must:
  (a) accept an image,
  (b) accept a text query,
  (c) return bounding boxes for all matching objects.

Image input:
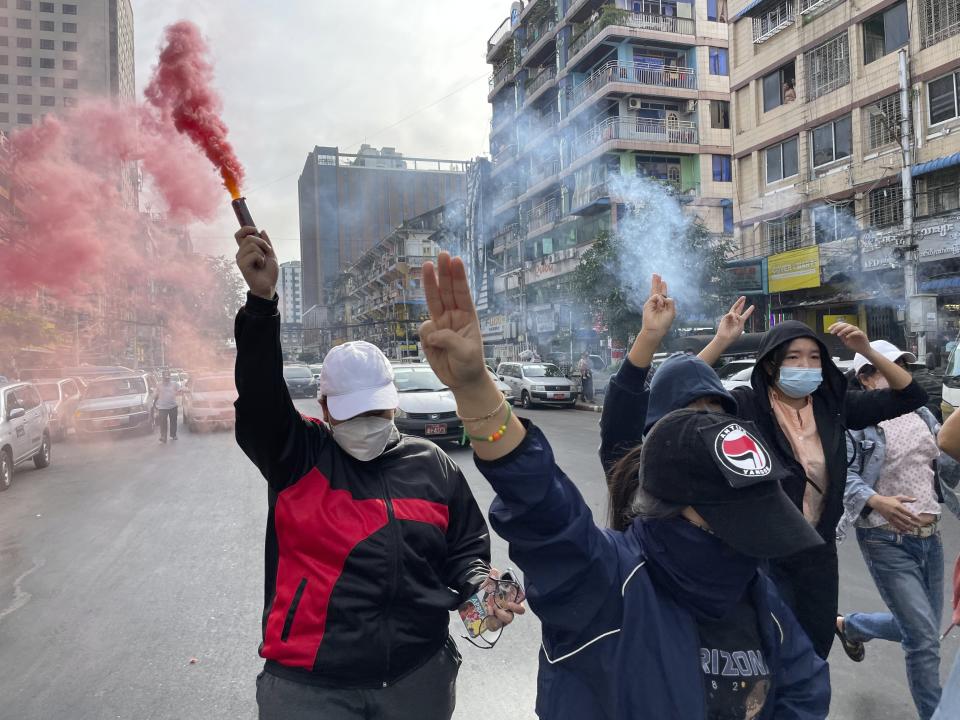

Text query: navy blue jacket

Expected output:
[477,423,830,720]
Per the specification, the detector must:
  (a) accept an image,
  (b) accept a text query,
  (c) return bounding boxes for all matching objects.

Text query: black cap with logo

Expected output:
[640,408,823,559]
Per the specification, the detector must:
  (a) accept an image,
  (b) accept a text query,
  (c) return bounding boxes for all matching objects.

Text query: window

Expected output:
[39,20,54,31]
[39,38,54,49]
[16,37,30,49]
[868,185,903,227]
[765,136,799,183]
[765,212,802,253]
[62,58,76,70]
[708,0,728,21]
[0,93,7,103]
[863,2,909,64]
[62,22,76,33]
[812,202,854,243]
[62,40,76,51]
[16,93,29,104]
[712,155,733,182]
[804,33,850,100]
[916,167,960,217]
[723,204,734,233]
[39,58,54,69]
[62,77,76,89]
[62,96,75,107]
[39,76,54,87]
[920,0,960,49]
[0,18,6,28]
[0,75,8,84]
[0,56,8,66]
[16,75,29,86]
[0,112,8,122]
[762,61,796,112]
[865,94,902,149]
[62,3,76,13]
[39,95,53,106]
[16,56,30,67]
[0,38,6,47]
[929,71,959,125]
[709,48,729,75]
[811,115,852,167]
[710,100,730,128]
[39,1,53,10]
[16,112,30,123]
[16,0,30,9]
[16,18,31,30]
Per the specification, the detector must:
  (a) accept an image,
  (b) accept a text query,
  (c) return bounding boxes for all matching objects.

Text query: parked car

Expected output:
[716,359,756,391]
[183,373,238,432]
[392,364,463,443]
[497,362,576,409]
[489,367,516,404]
[74,372,158,438]
[308,364,324,383]
[34,378,83,441]
[283,364,317,399]
[0,382,51,491]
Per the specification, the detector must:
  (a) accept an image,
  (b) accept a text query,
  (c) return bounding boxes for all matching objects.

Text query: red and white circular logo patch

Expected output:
[714,424,771,477]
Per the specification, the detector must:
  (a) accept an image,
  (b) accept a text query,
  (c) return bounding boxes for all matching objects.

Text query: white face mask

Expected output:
[330,415,399,462]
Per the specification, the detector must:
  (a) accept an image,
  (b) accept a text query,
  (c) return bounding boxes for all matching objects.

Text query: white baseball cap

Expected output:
[318,341,399,421]
[853,340,917,375]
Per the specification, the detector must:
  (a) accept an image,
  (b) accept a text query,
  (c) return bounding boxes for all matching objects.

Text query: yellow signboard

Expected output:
[822,314,859,332]
[768,247,821,293]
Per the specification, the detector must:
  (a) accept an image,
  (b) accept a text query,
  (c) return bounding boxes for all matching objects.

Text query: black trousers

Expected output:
[256,637,461,720]
[158,407,178,439]
[768,540,839,660]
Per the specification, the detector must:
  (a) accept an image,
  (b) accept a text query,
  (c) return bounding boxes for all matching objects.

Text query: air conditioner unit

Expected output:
[628,97,643,110]
[685,100,698,113]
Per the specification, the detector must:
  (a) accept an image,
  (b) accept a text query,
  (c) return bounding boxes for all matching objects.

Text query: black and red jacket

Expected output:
[234,293,491,688]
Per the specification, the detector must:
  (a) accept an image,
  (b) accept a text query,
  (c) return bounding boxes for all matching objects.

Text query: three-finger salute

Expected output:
[235,226,278,300]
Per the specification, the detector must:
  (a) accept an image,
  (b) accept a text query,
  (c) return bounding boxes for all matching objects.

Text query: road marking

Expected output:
[0,557,45,624]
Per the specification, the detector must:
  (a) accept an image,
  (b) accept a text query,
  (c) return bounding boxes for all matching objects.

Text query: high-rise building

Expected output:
[484,0,734,360]
[297,144,469,316]
[728,0,960,357]
[0,0,135,133]
[278,260,303,324]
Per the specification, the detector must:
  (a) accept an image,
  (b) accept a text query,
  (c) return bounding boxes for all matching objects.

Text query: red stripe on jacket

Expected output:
[391,498,450,533]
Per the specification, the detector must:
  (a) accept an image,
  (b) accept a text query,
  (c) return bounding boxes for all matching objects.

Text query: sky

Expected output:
[132,0,511,264]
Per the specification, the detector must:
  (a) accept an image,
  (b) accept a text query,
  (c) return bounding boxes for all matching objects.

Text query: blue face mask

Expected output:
[777,367,823,399]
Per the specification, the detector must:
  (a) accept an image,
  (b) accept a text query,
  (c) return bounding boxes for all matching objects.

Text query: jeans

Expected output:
[158,407,178,440]
[845,527,944,720]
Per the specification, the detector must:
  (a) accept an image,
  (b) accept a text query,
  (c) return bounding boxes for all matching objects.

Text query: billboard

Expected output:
[768,247,821,293]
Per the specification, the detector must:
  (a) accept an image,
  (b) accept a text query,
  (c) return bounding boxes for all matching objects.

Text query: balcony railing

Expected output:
[570,60,696,110]
[490,58,516,91]
[492,223,522,250]
[488,17,512,54]
[526,198,561,234]
[527,157,561,188]
[571,181,610,211]
[570,116,698,162]
[526,66,557,97]
[752,1,795,44]
[523,10,558,53]
[569,11,695,60]
[492,144,517,167]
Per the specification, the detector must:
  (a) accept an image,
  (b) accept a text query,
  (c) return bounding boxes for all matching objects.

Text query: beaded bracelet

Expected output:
[462,402,513,443]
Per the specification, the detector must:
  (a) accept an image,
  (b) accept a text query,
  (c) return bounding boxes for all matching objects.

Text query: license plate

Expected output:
[425,423,447,436]
[551,393,567,400]
[101,418,126,428]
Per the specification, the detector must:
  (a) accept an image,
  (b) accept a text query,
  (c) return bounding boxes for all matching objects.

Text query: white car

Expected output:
[489,368,516,404]
[183,374,238,432]
[0,382,51,491]
[496,362,577,409]
[717,359,756,391]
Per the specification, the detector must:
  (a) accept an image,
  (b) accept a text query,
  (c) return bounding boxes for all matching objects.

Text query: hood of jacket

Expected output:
[645,354,737,432]
[750,321,847,410]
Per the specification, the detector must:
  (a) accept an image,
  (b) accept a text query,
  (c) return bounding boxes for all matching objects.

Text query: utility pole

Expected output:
[898,49,924,357]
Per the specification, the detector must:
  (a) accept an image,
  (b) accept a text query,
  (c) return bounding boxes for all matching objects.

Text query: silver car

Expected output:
[496,362,577,409]
[74,373,158,438]
[0,382,51,491]
[392,365,463,444]
[34,378,83,441]
[183,373,238,432]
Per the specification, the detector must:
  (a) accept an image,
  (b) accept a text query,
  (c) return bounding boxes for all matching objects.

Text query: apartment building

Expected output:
[278,261,303,324]
[485,0,734,360]
[729,0,960,353]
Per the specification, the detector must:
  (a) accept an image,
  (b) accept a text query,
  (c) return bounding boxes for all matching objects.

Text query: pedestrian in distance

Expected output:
[578,351,594,403]
[417,252,830,720]
[834,341,960,719]
[700,319,928,660]
[156,369,179,443]
[232,228,523,720]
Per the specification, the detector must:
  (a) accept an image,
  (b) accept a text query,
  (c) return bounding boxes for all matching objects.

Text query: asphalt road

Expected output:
[0,401,957,719]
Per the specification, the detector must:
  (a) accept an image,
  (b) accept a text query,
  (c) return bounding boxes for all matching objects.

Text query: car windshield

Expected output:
[522,364,563,378]
[193,377,236,393]
[283,366,312,379]
[946,347,960,378]
[393,367,448,392]
[83,378,146,399]
[35,383,61,401]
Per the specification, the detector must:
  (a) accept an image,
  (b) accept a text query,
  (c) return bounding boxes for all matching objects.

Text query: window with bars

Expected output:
[752,0,795,44]
[39,38,53,50]
[868,185,903,227]
[39,95,53,106]
[812,202,855,244]
[39,20,54,31]
[804,33,849,100]
[15,37,29,49]
[765,212,802,254]
[920,0,960,49]
[865,94,902,149]
[916,167,960,217]
[17,75,31,86]
[39,76,53,87]
[39,58,54,69]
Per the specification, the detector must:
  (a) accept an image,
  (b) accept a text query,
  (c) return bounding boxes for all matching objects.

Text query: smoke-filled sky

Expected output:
[132,0,509,263]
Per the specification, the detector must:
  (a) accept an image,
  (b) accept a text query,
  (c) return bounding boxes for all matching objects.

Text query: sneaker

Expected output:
[835,616,865,662]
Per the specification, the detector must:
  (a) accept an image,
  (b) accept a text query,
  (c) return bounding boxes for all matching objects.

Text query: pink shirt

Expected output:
[769,389,828,525]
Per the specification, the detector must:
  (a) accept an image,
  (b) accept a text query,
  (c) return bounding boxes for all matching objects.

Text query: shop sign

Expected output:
[524,246,588,284]
[724,260,765,294]
[861,213,960,271]
[480,314,507,341]
[822,314,859,332]
[531,307,557,333]
[768,247,821,293]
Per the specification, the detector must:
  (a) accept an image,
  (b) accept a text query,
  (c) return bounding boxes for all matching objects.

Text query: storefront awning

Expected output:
[913,152,960,178]
[771,290,883,310]
[921,276,960,292]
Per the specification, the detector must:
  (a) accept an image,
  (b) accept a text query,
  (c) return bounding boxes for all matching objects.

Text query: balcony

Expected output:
[492,223,522,252]
[525,65,557,104]
[570,181,611,215]
[526,197,561,236]
[522,8,559,62]
[489,57,517,98]
[487,17,512,61]
[569,116,698,164]
[569,60,697,112]
[524,158,562,199]
[568,10,695,64]
[752,1,795,44]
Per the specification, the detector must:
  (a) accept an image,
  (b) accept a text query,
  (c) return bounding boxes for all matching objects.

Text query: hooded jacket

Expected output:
[479,422,830,720]
[598,354,736,475]
[729,321,928,541]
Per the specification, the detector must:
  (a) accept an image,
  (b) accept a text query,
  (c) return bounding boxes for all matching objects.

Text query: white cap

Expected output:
[853,340,917,375]
[318,341,399,421]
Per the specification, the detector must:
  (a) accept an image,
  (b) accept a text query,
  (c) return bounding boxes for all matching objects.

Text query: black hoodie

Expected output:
[729,320,928,540]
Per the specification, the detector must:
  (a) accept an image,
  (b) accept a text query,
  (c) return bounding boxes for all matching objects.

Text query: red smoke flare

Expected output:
[144,21,245,199]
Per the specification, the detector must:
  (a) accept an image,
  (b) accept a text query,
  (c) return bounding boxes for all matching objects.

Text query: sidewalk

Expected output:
[575,399,603,413]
